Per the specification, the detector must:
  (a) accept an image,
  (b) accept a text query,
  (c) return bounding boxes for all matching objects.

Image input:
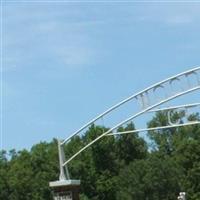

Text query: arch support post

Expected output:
[49,140,80,200]
[58,139,70,181]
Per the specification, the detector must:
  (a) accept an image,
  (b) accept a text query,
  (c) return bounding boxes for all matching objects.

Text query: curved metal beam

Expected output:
[148,102,200,113]
[63,86,200,166]
[108,103,200,136]
[61,66,200,146]
[107,121,200,136]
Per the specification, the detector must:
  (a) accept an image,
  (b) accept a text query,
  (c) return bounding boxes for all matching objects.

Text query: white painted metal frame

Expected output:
[61,67,200,146]
[107,103,200,136]
[107,121,200,136]
[58,66,200,180]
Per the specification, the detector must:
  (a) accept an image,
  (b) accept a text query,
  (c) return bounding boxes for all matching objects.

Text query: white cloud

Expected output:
[4,3,200,74]
[136,3,200,25]
[3,4,100,73]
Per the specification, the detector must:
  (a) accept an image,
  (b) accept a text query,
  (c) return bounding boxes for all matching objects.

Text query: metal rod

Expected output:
[107,121,200,136]
[148,102,200,113]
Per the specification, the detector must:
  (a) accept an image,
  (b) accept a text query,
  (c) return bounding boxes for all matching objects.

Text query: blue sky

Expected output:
[2,2,200,151]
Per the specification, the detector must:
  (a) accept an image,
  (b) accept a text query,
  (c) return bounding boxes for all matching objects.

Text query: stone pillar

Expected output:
[49,180,80,200]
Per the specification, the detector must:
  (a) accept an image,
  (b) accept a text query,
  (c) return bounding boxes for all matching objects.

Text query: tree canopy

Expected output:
[1,112,200,200]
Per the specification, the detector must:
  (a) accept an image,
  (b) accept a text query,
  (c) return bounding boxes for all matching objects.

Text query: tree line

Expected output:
[0,111,200,200]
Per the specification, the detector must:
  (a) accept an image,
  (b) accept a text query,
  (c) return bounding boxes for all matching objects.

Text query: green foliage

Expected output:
[1,113,200,200]
[116,122,147,165]
[0,140,59,200]
[0,150,10,199]
[116,155,181,200]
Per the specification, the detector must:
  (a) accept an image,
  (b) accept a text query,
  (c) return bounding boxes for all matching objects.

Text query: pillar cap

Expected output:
[49,179,80,187]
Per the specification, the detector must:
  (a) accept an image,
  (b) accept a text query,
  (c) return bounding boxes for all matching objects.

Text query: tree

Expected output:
[115,122,147,165]
[0,150,10,199]
[117,155,181,200]
[1,111,199,199]
[147,111,200,199]
[8,149,33,200]
[173,139,200,200]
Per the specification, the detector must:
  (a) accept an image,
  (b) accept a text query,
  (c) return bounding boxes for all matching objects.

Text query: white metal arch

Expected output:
[58,66,200,180]
[108,103,200,136]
